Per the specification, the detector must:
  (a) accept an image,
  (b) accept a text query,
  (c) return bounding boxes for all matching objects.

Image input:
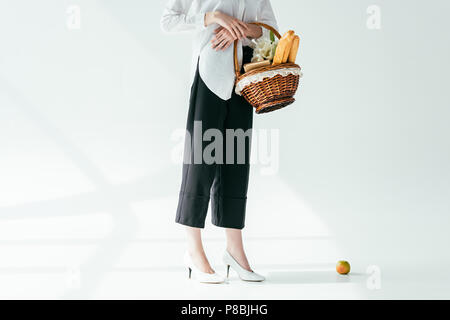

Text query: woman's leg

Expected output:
[210,93,253,229]
[176,61,227,229]
[212,91,254,270]
[185,226,215,274]
[215,46,255,270]
[176,60,227,273]
[225,228,252,271]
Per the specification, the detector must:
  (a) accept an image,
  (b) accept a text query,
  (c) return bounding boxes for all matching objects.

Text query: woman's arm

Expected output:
[205,11,248,39]
[211,0,279,50]
[161,0,249,36]
[160,0,207,33]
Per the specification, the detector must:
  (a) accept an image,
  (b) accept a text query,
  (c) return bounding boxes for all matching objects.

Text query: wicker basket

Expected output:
[234,22,302,114]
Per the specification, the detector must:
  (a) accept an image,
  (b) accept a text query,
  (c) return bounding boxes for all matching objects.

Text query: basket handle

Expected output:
[233,22,281,78]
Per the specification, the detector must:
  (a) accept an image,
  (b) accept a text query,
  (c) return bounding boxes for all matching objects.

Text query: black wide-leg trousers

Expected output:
[176,50,254,230]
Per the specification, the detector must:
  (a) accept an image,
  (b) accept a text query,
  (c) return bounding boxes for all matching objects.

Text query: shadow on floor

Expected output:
[265,270,367,285]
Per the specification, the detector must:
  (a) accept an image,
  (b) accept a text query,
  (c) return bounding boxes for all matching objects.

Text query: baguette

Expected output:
[273,30,295,65]
[244,60,271,73]
[282,32,296,63]
[282,30,295,39]
[288,35,300,63]
[272,41,287,65]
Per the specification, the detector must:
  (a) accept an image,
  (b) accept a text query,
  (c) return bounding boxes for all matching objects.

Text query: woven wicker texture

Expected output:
[234,22,301,114]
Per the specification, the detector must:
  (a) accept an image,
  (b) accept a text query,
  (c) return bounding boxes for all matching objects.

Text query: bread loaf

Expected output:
[273,30,295,65]
[288,35,300,63]
[282,30,295,39]
[282,32,296,63]
[272,42,287,65]
[244,60,271,73]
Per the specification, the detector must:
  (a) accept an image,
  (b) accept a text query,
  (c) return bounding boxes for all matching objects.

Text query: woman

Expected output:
[161,0,278,284]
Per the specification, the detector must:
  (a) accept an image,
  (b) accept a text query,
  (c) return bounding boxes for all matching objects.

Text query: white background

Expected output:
[0,0,449,299]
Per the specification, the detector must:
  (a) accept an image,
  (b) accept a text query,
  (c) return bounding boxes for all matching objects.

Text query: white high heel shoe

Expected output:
[223,251,265,282]
[184,252,225,284]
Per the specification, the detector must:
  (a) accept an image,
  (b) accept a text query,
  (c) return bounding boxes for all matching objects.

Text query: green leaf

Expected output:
[270,30,275,42]
[271,43,277,58]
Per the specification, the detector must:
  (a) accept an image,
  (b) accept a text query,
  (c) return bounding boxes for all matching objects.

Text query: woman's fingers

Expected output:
[223,24,238,40]
[212,30,230,48]
[213,38,224,50]
[231,19,248,38]
[210,15,249,51]
[233,21,247,38]
[230,23,244,40]
[218,28,228,39]
[212,29,228,44]
[237,20,250,31]
[216,12,248,39]
[211,33,227,48]
[216,39,230,51]
[212,34,233,51]
[211,37,221,49]
[224,19,241,38]
[221,40,234,51]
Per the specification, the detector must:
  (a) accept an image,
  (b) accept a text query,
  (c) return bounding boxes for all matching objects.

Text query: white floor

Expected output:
[0,188,448,299]
[0,148,449,299]
[1,88,449,299]
[1,239,449,299]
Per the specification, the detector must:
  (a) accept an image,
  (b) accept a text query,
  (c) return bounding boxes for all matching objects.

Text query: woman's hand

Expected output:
[211,24,263,51]
[205,11,249,40]
[244,23,263,39]
[211,27,236,51]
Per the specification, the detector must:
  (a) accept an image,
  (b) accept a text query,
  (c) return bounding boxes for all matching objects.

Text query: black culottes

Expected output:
[176,47,254,229]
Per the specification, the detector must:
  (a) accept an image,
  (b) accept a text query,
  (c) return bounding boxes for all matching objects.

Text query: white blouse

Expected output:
[160,0,279,101]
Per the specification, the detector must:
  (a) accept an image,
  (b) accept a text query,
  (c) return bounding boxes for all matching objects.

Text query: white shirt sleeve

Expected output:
[160,0,207,33]
[257,0,279,37]
[242,0,279,46]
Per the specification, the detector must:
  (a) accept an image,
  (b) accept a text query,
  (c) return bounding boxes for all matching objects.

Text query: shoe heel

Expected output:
[226,265,230,278]
[188,267,192,279]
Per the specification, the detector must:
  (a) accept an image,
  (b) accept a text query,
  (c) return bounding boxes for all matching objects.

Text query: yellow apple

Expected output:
[336,260,351,275]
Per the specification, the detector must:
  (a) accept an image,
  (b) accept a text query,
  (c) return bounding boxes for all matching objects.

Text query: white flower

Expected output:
[251,54,264,63]
[251,34,278,63]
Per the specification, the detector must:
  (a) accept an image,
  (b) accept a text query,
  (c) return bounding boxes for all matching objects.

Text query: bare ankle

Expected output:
[188,249,215,274]
[226,247,252,271]
[226,246,242,257]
